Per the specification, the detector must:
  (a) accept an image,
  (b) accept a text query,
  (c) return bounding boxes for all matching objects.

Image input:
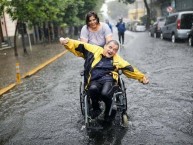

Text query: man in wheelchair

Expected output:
[60,37,149,123]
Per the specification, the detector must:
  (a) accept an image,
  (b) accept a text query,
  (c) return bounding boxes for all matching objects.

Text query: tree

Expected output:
[1,0,104,56]
[143,0,150,29]
[0,0,7,49]
[76,0,104,25]
[2,0,62,56]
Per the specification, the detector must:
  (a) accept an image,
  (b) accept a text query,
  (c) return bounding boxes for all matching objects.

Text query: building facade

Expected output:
[175,0,193,12]
[128,0,147,21]
[0,12,16,47]
[156,0,193,17]
[0,11,35,49]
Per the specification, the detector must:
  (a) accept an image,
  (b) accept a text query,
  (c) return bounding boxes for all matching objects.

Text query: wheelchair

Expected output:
[79,71,128,132]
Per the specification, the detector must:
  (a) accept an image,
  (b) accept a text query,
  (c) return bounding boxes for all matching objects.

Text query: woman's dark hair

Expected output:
[85,11,99,26]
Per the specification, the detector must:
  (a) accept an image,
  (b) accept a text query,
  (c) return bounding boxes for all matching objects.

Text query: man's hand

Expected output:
[59,37,69,45]
[142,76,149,84]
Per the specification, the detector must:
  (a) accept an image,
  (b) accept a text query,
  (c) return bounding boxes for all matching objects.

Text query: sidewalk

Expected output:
[0,42,67,96]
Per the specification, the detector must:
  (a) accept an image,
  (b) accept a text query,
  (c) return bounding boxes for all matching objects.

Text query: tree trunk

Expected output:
[0,36,2,48]
[48,22,53,43]
[34,25,39,43]
[21,33,27,53]
[0,25,2,48]
[14,22,18,56]
[144,0,150,29]
[21,22,27,54]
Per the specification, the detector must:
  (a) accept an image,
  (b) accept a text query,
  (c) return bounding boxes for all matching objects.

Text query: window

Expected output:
[181,13,193,29]
[165,15,177,25]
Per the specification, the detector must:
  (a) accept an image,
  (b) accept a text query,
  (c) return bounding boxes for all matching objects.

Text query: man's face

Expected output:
[103,42,119,58]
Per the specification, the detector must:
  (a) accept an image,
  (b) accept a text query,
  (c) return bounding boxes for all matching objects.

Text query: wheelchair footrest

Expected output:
[87,121,103,130]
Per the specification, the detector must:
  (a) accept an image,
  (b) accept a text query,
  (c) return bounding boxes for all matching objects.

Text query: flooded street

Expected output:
[0,31,193,145]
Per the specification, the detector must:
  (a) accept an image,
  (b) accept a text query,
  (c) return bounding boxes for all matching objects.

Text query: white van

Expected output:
[160,11,193,43]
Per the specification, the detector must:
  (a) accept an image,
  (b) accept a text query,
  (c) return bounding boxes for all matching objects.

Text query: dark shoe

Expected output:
[91,109,102,119]
[104,116,113,122]
[104,109,116,122]
[111,109,117,118]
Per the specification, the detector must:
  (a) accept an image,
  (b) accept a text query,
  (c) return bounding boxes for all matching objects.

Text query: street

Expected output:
[0,30,193,145]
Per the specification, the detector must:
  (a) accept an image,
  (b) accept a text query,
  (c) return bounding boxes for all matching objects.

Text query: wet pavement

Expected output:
[0,30,193,145]
[0,42,65,90]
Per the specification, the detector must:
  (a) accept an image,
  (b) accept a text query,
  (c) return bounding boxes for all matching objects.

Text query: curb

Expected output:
[0,83,16,96]
[0,50,68,97]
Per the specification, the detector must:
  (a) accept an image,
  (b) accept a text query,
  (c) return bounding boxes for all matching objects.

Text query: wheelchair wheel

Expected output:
[80,95,85,116]
[79,82,85,115]
[122,114,129,127]
[120,78,127,111]
[84,95,93,131]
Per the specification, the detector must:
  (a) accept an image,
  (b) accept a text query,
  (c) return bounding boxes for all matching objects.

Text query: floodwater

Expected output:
[0,31,193,145]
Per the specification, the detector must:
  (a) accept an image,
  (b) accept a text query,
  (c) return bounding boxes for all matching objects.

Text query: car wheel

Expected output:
[188,36,193,46]
[160,33,163,40]
[154,33,157,38]
[172,34,175,43]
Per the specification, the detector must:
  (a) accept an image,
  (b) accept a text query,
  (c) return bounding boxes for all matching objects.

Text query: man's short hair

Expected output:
[106,40,119,49]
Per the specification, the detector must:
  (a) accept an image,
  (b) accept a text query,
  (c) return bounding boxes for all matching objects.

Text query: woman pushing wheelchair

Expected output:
[59,37,149,122]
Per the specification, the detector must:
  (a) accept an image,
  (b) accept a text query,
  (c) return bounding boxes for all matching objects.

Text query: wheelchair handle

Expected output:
[118,70,123,75]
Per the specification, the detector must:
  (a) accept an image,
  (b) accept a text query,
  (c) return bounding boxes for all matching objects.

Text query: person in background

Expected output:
[59,37,149,122]
[116,18,126,45]
[80,11,112,47]
[105,19,113,33]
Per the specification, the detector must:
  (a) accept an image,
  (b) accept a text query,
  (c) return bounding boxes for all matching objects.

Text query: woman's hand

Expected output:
[59,37,69,45]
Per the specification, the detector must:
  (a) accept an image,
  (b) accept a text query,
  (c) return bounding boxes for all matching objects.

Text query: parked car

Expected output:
[149,17,166,38]
[160,11,193,43]
[187,24,193,46]
[127,20,140,31]
[134,23,146,32]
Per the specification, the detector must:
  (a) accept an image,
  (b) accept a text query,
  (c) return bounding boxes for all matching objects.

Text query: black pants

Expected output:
[118,31,125,44]
[88,81,114,117]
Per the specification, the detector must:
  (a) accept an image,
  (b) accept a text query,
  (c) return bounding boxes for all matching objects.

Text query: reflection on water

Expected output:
[85,124,128,145]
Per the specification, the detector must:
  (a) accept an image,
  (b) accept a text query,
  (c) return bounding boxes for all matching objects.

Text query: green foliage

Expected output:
[3,0,62,25]
[1,0,104,27]
[62,0,84,26]
[77,0,96,20]
[0,0,5,16]
[76,0,104,26]
[140,14,147,24]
